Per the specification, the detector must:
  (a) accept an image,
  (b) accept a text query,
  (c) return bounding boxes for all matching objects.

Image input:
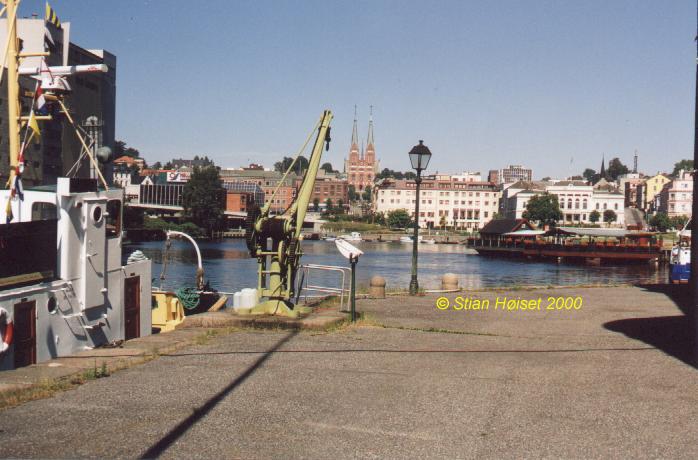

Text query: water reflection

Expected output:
[123,239,668,293]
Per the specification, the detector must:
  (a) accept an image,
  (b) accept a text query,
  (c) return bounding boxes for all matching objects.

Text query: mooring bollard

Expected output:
[369,275,386,299]
[441,273,459,290]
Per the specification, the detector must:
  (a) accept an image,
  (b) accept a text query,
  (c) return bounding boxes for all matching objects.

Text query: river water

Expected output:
[123,239,668,293]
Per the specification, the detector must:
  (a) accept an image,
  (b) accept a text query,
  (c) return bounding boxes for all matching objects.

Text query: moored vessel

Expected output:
[0,2,151,370]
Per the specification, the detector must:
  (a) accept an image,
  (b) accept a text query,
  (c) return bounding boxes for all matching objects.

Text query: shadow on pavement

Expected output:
[139,330,298,459]
[604,315,694,368]
[636,283,691,314]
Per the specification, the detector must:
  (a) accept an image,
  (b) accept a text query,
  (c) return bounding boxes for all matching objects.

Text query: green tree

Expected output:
[181,166,225,235]
[312,198,320,212]
[650,212,671,232]
[152,161,162,169]
[582,168,596,182]
[522,193,562,226]
[670,215,689,230]
[325,198,333,211]
[348,185,357,201]
[603,209,617,225]
[439,215,447,229]
[589,209,601,224]
[387,209,412,228]
[337,199,344,212]
[274,156,309,175]
[672,159,694,177]
[113,140,140,158]
[607,158,629,180]
[362,185,372,202]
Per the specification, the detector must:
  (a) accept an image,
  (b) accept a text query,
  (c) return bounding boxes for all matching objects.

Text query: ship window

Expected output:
[31,201,57,220]
[92,206,103,223]
[47,296,57,314]
[106,200,121,237]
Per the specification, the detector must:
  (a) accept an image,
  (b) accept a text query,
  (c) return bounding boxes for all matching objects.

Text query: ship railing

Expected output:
[297,264,351,312]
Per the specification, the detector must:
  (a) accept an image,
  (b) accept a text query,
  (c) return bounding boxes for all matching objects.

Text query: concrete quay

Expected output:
[0,284,696,458]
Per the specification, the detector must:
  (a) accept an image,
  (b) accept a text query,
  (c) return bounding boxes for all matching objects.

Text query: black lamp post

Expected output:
[408,140,432,295]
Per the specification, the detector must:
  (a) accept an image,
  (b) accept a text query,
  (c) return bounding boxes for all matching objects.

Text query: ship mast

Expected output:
[4,0,20,192]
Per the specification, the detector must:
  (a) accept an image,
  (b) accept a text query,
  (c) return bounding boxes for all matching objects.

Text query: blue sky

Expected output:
[19,0,698,178]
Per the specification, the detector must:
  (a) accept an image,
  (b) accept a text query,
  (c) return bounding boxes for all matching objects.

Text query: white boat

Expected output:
[0,179,152,370]
[0,4,152,371]
[670,221,691,284]
[400,235,435,244]
[338,231,362,242]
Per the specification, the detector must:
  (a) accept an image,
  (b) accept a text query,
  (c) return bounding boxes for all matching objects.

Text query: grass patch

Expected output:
[81,360,110,381]
[194,329,221,345]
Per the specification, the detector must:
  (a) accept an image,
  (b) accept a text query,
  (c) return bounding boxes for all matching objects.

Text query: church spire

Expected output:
[600,154,606,178]
[367,105,375,147]
[351,105,359,147]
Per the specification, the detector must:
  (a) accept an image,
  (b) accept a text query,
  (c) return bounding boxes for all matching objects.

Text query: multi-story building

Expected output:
[345,111,379,192]
[452,171,482,183]
[547,181,595,224]
[618,173,644,208]
[636,173,671,212]
[487,170,500,184]
[658,170,693,218]
[310,170,348,207]
[222,181,264,208]
[500,181,549,219]
[220,168,297,213]
[0,17,116,186]
[225,191,253,214]
[499,165,533,184]
[374,177,500,230]
[502,180,625,226]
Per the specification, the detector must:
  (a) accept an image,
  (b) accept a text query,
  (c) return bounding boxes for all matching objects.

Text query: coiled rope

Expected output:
[175,287,200,310]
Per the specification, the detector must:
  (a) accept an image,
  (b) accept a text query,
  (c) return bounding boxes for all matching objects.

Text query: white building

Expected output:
[452,171,482,183]
[374,177,501,230]
[502,180,625,226]
[499,181,548,219]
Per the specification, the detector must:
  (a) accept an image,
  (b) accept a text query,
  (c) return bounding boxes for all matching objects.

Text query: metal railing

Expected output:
[297,264,351,312]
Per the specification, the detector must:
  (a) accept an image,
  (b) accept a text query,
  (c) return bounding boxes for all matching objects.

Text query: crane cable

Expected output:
[264,116,322,217]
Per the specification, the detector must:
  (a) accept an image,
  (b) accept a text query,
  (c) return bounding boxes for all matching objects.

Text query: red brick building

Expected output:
[311,170,348,206]
[225,191,253,213]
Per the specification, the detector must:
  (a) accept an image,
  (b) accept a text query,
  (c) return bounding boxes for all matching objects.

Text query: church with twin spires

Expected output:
[344,107,379,192]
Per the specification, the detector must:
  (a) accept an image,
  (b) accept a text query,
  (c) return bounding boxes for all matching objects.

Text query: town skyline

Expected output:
[14,0,697,178]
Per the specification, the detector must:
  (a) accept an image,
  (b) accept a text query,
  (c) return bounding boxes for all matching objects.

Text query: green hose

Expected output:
[175,287,200,310]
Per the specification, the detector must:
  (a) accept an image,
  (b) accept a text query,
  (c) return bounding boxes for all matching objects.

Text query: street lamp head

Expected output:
[409,140,432,172]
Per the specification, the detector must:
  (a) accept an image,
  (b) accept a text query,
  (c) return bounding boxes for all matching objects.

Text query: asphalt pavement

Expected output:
[0,285,697,459]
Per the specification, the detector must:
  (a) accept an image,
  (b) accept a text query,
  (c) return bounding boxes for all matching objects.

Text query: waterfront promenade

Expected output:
[0,285,696,458]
